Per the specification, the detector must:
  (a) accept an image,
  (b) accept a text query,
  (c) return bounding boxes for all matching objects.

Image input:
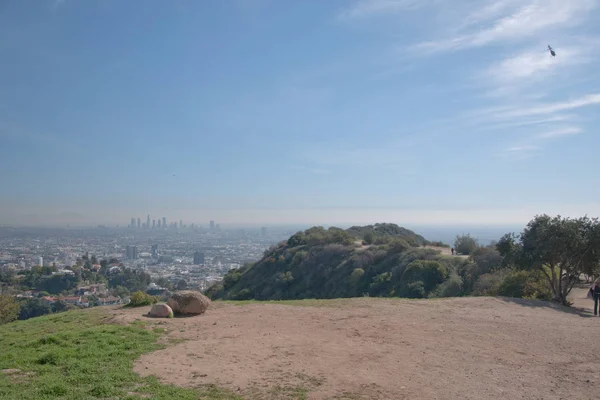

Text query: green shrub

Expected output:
[402,260,448,291]
[127,291,158,307]
[430,273,463,298]
[498,271,552,300]
[0,294,20,325]
[472,272,506,296]
[398,281,426,298]
[349,268,365,284]
[387,238,411,254]
[454,234,478,255]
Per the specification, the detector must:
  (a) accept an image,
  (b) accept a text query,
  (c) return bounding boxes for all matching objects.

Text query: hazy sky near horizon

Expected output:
[1,0,600,227]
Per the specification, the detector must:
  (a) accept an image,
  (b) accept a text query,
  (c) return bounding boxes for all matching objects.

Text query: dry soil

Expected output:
[109,288,600,400]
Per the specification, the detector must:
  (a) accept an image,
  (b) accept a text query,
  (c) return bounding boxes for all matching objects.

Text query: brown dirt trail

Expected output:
[109,292,600,400]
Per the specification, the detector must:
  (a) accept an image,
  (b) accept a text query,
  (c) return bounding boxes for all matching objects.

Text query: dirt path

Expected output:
[425,245,469,258]
[110,296,600,400]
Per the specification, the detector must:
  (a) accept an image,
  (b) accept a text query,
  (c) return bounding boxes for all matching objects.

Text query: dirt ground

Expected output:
[109,289,600,400]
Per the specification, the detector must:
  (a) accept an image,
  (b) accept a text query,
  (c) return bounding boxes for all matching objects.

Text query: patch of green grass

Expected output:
[267,385,308,400]
[0,309,241,400]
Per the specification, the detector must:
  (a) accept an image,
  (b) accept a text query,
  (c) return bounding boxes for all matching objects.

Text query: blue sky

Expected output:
[1,0,599,227]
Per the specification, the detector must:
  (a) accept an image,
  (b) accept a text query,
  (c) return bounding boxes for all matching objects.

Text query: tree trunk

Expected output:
[545,264,561,302]
[557,267,564,303]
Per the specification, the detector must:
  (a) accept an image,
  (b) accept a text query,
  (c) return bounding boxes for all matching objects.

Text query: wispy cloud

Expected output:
[505,145,539,152]
[337,0,423,20]
[536,126,582,139]
[497,93,600,119]
[414,0,598,53]
[485,47,585,83]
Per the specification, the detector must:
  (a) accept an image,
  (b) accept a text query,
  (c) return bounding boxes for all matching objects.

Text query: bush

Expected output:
[398,281,426,298]
[363,232,375,245]
[127,291,158,307]
[430,273,464,298]
[498,271,552,300]
[470,246,503,274]
[387,238,411,254]
[349,268,365,284]
[402,260,448,291]
[472,272,506,296]
[0,294,20,325]
[454,234,478,255]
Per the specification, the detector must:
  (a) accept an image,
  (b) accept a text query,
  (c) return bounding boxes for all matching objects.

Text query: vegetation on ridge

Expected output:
[207,224,478,301]
[207,217,600,304]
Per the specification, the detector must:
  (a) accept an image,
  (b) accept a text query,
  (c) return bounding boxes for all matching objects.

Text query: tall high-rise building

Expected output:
[179,220,183,229]
[157,220,161,229]
[216,223,221,231]
[210,220,215,231]
[126,245,138,260]
[193,251,205,265]
[151,244,158,258]
[38,256,44,267]
[147,215,151,229]
[130,218,136,228]
[152,220,156,229]
[162,217,167,229]
[137,218,141,229]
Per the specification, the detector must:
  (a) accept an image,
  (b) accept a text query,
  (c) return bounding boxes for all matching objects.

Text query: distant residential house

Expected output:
[61,296,82,305]
[76,284,107,296]
[41,296,57,305]
[98,296,121,306]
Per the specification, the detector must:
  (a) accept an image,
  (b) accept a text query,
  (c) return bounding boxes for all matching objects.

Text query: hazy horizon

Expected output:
[2,1,599,227]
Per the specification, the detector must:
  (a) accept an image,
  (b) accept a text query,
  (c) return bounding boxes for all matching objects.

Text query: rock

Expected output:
[167,290,211,315]
[149,303,173,318]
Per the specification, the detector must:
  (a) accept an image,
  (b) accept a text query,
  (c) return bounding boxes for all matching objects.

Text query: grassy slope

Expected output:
[0,309,240,400]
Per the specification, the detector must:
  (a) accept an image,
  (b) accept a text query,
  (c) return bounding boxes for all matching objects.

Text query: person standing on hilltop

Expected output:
[451,248,455,256]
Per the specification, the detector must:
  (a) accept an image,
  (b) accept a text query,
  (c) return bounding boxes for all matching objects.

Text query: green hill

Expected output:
[206,224,468,301]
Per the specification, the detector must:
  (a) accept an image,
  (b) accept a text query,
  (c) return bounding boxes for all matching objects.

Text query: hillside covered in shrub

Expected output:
[206,223,532,301]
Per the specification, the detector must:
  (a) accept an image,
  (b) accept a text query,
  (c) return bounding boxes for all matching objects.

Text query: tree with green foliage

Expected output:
[497,214,600,305]
[402,260,448,292]
[127,291,158,307]
[363,232,375,245]
[497,270,552,300]
[388,238,411,254]
[18,298,53,320]
[471,245,502,271]
[0,294,20,324]
[454,234,478,255]
[38,274,79,295]
[112,285,130,299]
[176,279,188,290]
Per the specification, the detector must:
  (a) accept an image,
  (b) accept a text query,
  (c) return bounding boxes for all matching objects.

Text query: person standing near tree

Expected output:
[590,277,600,316]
